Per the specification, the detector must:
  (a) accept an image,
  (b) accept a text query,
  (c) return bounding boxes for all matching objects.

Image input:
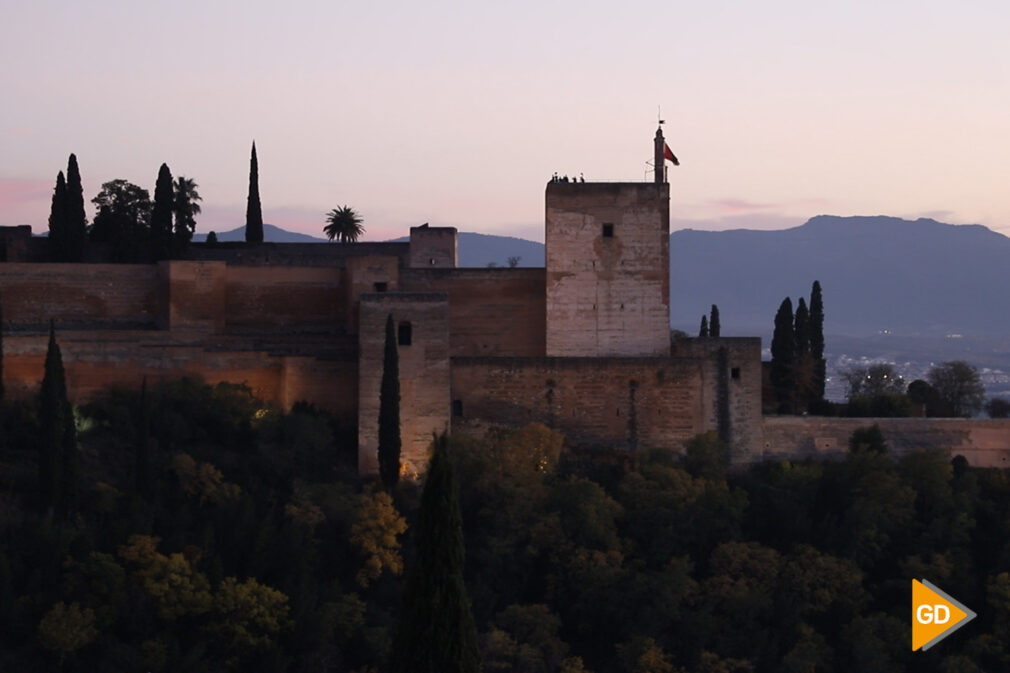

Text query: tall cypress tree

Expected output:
[770,297,795,413]
[699,315,709,338]
[710,304,721,337]
[389,433,480,673]
[379,314,401,491]
[245,142,264,243]
[794,298,809,356]
[809,280,826,401]
[150,163,175,260]
[47,171,68,261]
[0,289,4,401]
[64,154,88,261]
[39,322,74,517]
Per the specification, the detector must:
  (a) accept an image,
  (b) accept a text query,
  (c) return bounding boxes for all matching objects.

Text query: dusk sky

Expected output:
[2,2,1007,242]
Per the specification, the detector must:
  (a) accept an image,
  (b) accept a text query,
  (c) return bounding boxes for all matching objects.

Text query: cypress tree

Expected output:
[699,315,709,338]
[770,297,795,413]
[389,433,480,673]
[64,154,88,261]
[0,290,4,401]
[379,314,401,491]
[809,281,826,401]
[710,304,721,337]
[47,171,68,261]
[794,298,809,356]
[245,142,264,243]
[150,163,175,260]
[39,322,74,517]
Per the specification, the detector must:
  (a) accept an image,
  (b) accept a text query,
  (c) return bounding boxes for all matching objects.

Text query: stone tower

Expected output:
[544,132,671,357]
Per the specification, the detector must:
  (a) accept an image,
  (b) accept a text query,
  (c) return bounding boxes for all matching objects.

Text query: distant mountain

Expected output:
[196,216,1010,338]
[671,215,1010,337]
[194,224,326,243]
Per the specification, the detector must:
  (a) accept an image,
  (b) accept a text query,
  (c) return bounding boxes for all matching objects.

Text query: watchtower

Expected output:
[544,131,671,357]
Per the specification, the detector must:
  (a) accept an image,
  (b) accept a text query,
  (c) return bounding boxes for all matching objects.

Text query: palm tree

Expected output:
[324,205,364,243]
[173,176,202,253]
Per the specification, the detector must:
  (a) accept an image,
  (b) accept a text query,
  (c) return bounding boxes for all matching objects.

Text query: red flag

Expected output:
[664,142,680,166]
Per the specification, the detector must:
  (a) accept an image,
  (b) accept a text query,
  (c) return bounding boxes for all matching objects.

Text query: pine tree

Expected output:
[245,142,264,243]
[389,433,480,673]
[699,315,709,338]
[809,281,826,401]
[710,304,721,337]
[379,314,401,491]
[39,322,74,517]
[770,297,795,413]
[150,163,175,260]
[47,172,68,261]
[64,154,88,261]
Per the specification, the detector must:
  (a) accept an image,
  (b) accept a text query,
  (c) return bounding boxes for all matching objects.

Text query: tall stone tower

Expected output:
[545,130,671,357]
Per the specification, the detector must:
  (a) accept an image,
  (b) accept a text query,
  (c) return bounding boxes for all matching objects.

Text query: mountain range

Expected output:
[198,216,1010,338]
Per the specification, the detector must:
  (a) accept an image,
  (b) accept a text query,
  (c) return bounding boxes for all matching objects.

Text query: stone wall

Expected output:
[409,225,458,268]
[451,356,712,453]
[761,416,1010,468]
[0,264,159,328]
[2,331,355,418]
[545,182,670,357]
[225,266,344,332]
[671,337,764,462]
[358,293,451,477]
[400,268,546,357]
[157,261,226,333]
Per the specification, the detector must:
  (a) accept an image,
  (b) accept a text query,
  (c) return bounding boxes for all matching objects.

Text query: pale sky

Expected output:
[1,1,1007,242]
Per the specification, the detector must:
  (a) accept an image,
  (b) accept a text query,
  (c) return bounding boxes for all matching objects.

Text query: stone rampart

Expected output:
[761,416,1010,468]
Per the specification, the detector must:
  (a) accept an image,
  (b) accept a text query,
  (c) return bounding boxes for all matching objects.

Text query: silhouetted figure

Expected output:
[562,175,569,183]
[579,173,585,183]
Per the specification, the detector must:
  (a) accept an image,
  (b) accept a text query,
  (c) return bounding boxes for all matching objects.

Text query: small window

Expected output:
[731,367,741,380]
[373,281,388,292]
[452,399,463,417]
[398,321,412,346]
[602,223,614,238]
[429,258,436,265]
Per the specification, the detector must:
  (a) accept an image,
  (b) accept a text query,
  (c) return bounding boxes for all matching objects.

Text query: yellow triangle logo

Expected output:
[912,579,977,651]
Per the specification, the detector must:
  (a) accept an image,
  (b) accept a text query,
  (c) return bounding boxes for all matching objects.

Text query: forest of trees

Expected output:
[1,364,1010,671]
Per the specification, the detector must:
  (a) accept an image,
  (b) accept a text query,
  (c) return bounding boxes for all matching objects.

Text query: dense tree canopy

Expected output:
[928,361,985,418]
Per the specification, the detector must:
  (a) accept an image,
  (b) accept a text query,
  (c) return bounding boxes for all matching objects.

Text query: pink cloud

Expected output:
[0,177,54,227]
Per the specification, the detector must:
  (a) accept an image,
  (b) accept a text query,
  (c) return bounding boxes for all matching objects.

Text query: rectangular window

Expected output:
[602,223,614,238]
[452,399,463,417]
[731,367,741,380]
[373,282,388,292]
[398,321,412,346]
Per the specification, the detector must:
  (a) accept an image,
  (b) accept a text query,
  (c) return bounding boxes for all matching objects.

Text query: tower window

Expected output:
[398,322,412,346]
[731,367,741,380]
[452,399,463,417]
[373,281,388,292]
[602,223,614,238]
[429,258,436,265]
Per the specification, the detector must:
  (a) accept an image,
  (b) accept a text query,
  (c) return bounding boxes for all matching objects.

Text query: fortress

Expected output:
[2,130,1009,471]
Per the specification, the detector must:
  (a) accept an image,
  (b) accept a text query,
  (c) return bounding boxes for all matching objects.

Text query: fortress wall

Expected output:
[2,332,355,418]
[400,268,546,356]
[0,264,158,327]
[224,266,344,331]
[344,256,401,332]
[158,261,226,332]
[671,337,764,461]
[409,226,458,268]
[281,355,358,422]
[185,241,411,267]
[450,357,710,452]
[761,417,1010,468]
[358,293,451,477]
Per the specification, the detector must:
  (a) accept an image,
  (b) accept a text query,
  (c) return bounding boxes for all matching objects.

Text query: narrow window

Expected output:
[602,223,614,238]
[429,257,436,265]
[731,367,741,380]
[398,321,412,346]
[452,399,463,417]
[373,281,388,292]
